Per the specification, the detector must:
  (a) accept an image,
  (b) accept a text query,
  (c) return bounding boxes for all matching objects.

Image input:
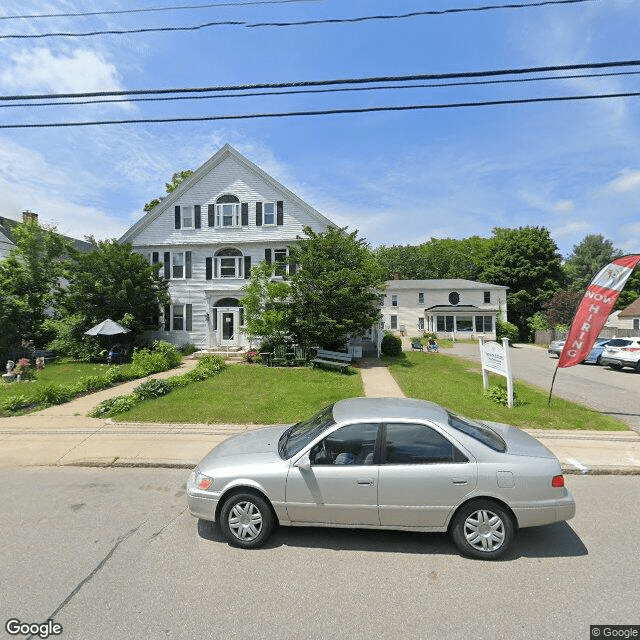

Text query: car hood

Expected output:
[482,421,556,459]
[197,425,289,469]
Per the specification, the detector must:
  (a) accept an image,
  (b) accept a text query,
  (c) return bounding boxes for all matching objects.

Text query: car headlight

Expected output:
[194,469,214,490]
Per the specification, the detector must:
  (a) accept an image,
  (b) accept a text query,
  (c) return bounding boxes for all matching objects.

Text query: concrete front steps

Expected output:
[192,346,246,363]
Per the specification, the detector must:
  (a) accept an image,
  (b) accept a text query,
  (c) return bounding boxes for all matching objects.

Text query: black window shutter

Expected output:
[185,251,192,279]
[256,202,263,226]
[194,205,201,229]
[265,249,272,265]
[163,252,170,279]
[208,204,215,227]
[206,257,212,280]
[212,308,217,331]
[186,304,192,331]
[174,206,181,229]
[152,251,159,264]
[277,200,284,225]
[241,203,249,226]
[164,304,171,331]
[244,256,251,279]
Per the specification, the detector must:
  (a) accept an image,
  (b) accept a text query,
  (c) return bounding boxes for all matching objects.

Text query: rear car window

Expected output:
[607,339,631,347]
[446,412,506,452]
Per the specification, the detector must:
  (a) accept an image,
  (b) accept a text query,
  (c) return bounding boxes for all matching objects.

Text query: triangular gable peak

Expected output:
[119,144,335,245]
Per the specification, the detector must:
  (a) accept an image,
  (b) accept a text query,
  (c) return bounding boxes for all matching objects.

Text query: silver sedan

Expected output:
[187,397,575,559]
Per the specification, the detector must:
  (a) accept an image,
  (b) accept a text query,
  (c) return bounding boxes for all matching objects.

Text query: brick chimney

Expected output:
[22,210,38,223]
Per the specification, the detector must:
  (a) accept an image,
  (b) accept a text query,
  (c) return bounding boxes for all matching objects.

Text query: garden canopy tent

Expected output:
[84,319,130,336]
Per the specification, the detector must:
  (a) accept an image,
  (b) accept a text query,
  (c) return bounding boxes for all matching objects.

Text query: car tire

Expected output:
[635,361,640,373]
[450,500,514,560]
[610,363,622,370]
[219,492,275,549]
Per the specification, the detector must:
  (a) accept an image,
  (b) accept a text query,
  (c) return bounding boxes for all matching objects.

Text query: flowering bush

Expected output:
[243,350,260,364]
[14,358,35,381]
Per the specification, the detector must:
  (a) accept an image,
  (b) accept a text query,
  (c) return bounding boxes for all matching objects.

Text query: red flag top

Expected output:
[558,255,640,368]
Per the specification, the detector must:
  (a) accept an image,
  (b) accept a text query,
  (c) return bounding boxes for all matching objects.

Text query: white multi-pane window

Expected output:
[172,252,185,278]
[418,292,424,304]
[215,203,240,227]
[263,202,276,225]
[391,295,398,307]
[215,248,243,278]
[181,205,194,228]
[418,317,425,331]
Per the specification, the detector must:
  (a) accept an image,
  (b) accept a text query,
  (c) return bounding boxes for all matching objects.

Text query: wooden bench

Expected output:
[312,349,352,372]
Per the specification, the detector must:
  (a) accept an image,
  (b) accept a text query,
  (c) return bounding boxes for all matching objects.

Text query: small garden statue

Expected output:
[3,360,16,383]
[35,356,45,371]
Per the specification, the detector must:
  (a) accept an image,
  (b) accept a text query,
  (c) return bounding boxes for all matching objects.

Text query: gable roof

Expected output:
[385,278,509,291]
[619,296,640,317]
[119,144,336,243]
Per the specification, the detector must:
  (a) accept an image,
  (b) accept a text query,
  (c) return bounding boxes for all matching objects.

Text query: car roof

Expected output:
[332,397,449,424]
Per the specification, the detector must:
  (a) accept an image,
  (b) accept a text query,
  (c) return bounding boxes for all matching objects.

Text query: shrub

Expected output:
[179,343,198,356]
[381,332,403,356]
[72,375,112,394]
[1,395,31,412]
[152,340,183,368]
[130,348,168,376]
[483,384,517,407]
[133,378,171,400]
[104,366,129,384]
[88,398,117,417]
[33,384,75,406]
[107,395,139,415]
[496,319,519,343]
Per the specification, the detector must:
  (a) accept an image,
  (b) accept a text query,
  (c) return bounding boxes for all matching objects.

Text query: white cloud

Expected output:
[604,169,640,194]
[0,47,122,94]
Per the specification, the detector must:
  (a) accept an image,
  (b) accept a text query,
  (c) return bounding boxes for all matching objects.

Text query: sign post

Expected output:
[479,337,514,408]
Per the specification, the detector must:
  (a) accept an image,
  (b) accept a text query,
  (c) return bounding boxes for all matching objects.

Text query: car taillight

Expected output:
[552,475,565,488]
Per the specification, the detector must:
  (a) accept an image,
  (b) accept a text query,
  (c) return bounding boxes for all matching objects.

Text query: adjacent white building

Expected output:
[119,144,335,349]
[380,277,509,340]
[605,298,640,333]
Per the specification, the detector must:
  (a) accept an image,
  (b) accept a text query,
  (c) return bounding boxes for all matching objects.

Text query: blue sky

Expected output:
[1,0,640,257]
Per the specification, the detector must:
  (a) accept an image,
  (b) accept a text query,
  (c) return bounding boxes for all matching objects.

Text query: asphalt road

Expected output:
[1,467,638,640]
[448,343,640,433]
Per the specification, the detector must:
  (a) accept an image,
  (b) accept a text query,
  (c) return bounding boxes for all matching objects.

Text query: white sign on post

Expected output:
[479,337,514,408]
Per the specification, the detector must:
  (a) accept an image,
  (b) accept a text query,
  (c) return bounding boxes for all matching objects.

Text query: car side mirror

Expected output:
[295,452,311,471]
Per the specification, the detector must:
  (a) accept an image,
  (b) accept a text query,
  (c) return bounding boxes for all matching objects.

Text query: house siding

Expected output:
[380,280,508,339]
[122,145,336,349]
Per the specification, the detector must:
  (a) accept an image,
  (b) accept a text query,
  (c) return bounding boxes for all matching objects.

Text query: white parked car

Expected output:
[600,337,640,371]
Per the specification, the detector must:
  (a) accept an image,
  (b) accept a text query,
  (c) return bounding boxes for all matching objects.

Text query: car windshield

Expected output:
[446,411,506,452]
[278,404,336,459]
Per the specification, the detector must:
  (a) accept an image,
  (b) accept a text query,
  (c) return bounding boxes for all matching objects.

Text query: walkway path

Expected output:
[359,357,405,398]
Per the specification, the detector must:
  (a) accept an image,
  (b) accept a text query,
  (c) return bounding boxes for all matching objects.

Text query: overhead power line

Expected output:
[3,70,639,110]
[2,59,638,102]
[0,0,599,39]
[0,0,323,21]
[1,91,639,129]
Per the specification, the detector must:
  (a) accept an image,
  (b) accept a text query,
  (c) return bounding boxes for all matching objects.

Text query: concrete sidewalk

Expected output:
[0,356,639,474]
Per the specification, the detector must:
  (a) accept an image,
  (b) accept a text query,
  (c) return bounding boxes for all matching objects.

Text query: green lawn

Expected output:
[0,361,112,402]
[112,364,364,424]
[385,351,627,431]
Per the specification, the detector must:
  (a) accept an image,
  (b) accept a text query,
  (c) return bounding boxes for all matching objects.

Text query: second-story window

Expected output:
[215,248,243,278]
[391,294,398,307]
[172,252,184,278]
[484,291,491,303]
[418,292,424,304]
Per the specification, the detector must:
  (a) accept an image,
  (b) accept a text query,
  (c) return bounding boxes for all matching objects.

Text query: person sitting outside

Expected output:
[427,337,439,353]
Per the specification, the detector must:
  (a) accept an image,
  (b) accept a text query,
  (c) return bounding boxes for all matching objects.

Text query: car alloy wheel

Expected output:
[219,492,275,549]
[451,500,514,560]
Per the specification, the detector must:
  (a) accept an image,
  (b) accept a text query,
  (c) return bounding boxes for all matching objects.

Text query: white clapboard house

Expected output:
[119,144,335,350]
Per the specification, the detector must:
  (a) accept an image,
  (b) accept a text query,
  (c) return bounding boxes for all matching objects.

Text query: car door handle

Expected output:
[452,479,468,485]
[357,479,374,486]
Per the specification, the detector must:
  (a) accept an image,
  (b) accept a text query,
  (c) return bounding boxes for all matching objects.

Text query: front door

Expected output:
[221,311,235,344]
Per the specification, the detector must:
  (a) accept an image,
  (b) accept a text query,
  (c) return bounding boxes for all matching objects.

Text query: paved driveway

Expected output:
[446,342,640,433]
